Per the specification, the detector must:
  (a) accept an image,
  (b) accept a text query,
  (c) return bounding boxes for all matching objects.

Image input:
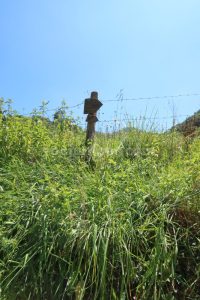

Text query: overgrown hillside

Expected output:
[172,109,200,137]
[0,108,200,299]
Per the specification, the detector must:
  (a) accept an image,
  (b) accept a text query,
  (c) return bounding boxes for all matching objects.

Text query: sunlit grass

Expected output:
[0,106,200,299]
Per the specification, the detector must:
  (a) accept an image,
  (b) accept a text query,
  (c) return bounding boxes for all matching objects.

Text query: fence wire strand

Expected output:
[10,91,200,116]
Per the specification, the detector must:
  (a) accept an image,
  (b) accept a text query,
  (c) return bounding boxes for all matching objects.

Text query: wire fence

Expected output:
[1,92,200,134]
[4,91,199,115]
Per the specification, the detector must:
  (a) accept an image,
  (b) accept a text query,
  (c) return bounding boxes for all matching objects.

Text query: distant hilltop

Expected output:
[173,110,200,137]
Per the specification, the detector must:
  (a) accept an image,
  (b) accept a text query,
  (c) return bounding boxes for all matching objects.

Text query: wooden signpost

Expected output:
[84,91,103,163]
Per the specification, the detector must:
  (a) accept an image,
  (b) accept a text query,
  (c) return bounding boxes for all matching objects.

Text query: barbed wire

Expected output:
[2,92,199,122]
[45,92,200,112]
[12,92,200,116]
[98,114,191,123]
[20,103,84,116]
[74,114,194,127]
[2,112,199,135]
[45,102,84,112]
[103,92,200,102]
[4,112,195,125]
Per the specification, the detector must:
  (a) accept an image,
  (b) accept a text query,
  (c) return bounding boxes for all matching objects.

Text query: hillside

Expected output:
[173,109,200,137]
[0,111,200,300]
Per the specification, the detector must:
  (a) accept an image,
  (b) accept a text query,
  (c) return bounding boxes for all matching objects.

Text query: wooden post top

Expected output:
[91,91,98,100]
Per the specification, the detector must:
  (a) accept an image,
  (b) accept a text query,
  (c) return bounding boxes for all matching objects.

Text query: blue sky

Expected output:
[1,0,200,129]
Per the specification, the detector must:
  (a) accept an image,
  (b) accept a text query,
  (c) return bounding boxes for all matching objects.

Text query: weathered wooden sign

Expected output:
[84,92,103,114]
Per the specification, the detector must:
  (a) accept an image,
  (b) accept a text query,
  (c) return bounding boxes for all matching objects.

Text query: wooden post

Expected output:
[84,91,103,163]
[85,113,97,146]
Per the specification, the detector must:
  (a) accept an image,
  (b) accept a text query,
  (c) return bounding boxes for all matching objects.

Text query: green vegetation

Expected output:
[0,101,200,299]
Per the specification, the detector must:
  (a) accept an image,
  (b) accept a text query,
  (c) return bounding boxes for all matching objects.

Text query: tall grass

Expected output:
[0,103,200,299]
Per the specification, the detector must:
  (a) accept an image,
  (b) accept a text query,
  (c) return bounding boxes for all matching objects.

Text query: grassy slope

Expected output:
[0,115,200,300]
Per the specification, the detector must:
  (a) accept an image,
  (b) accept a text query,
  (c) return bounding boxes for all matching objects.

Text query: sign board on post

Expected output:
[84,92,103,115]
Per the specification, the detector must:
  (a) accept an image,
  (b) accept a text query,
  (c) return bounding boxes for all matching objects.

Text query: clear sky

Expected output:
[1,0,200,129]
